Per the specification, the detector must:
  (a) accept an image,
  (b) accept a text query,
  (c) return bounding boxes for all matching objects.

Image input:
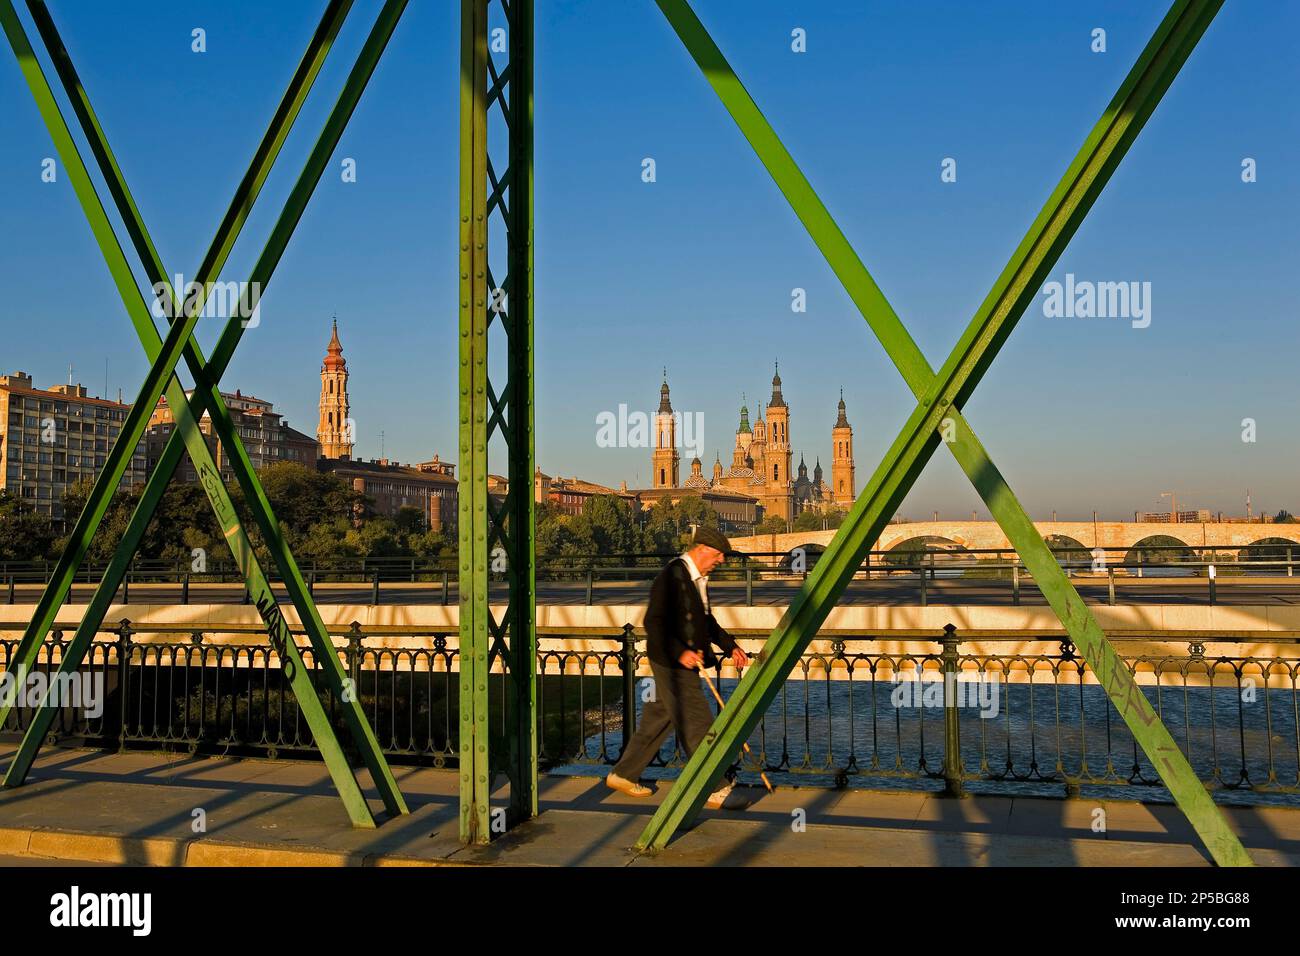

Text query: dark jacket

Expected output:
[644,556,737,670]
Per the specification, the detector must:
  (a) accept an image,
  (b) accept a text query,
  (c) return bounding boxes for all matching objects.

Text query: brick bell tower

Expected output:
[652,369,680,488]
[765,361,792,520]
[318,317,353,459]
[832,387,855,504]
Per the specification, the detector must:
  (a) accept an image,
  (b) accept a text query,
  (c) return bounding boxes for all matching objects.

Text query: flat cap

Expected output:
[692,526,733,555]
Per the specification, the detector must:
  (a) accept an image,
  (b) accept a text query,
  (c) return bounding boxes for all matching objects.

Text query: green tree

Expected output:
[57,480,140,563]
[674,495,719,534]
[791,509,828,532]
[394,505,426,536]
[574,494,641,557]
[640,497,685,554]
[346,516,403,558]
[255,462,368,535]
[0,490,56,561]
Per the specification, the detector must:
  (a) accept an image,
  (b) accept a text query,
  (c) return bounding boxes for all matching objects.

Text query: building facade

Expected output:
[319,456,458,532]
[535,470,640,516]
[146,389,318,484]
[0,372,146,525]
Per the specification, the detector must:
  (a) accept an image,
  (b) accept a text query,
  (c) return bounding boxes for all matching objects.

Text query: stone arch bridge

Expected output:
[730,521,1300,563]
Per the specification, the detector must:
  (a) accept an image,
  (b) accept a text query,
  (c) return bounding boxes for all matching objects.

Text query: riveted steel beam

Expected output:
[503,0,538,829]
[459,0,493,844]
[458,0,538,844]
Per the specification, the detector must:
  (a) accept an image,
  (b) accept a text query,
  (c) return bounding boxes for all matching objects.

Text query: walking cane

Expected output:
[697,661,774,793]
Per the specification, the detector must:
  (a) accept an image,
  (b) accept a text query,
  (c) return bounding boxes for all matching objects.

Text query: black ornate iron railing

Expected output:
[2,622,1298,804]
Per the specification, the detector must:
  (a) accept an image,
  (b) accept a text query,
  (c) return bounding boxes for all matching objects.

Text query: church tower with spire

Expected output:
[652,370,680,488]
[832,388,855,504]
[318,318,353,459]
[764,362,792,520]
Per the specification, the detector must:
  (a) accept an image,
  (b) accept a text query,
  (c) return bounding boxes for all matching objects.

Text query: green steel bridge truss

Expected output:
[0,0,410,828]
[0,0,1250,865]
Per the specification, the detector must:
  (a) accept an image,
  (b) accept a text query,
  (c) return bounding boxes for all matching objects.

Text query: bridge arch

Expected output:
[1124,534,1197,567]
[1044,534,1091,567]
[778,542,826,571]
[1239,536,1300,565]
[881,535,971,568]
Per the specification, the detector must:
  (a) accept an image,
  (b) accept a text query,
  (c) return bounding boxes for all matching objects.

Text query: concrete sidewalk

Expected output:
[0,746,1296,866]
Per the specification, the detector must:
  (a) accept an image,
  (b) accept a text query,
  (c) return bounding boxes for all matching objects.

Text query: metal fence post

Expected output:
[1107,566,1116,606]
[586,569,593,606]
[1288,547,1293,578]
[621,622,638,745]
[371,571,380,606]
[116,618,132,753]
[346,621,363,714]
[6,575,12,605]
[745,566,752,606]
[181,572,189,605]
[1208,564,1216,605]
[919,563,927,606]
[939,623,964,798]
[1012,563,1020,606]
[441,570,449,606]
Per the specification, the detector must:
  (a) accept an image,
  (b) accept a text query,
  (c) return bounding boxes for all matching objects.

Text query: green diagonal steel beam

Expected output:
[650,0,1246,866]
[0,0,411,822]
[0,0,339,701]
[0,0,214,678]
[0,0,402,824]
[50,0,410,818]
[638,0,1251,867]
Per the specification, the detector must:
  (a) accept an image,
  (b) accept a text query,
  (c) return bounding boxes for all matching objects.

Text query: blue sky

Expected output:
[0,0,1295,520]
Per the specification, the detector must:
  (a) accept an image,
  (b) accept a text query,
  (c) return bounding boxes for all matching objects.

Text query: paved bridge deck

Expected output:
[1,747,1297,867]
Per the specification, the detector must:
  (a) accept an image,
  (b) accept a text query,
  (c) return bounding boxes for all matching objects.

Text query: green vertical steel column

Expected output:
[504,0,538,826]
[638,0,1249,866]
[458,0,493,844]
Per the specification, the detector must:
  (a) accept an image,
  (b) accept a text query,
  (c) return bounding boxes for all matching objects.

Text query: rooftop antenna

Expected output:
[1246,488,1252,521]
[380,430,385,459]
[103,357,108,400]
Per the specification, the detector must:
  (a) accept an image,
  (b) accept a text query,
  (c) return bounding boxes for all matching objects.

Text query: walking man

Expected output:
[606,526,749,809]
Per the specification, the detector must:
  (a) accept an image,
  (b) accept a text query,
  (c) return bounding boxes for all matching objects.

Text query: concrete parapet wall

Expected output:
[1,603,1298,687]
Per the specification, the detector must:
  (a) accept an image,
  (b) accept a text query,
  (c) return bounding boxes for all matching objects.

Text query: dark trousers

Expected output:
[612,659,736,785]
